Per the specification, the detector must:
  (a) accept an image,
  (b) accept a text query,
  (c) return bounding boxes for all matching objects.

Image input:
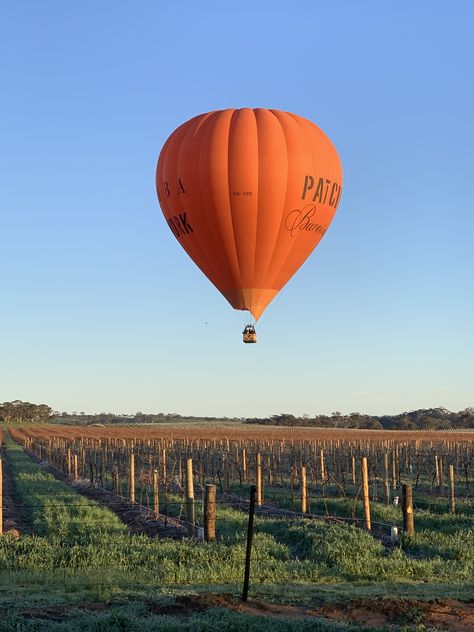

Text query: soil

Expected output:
[1,448,29,536]
[25,449,188,540]
[18,595,474,630]
[233,595,474,631]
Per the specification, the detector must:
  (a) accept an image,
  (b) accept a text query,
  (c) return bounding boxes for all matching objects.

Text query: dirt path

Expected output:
[1,447,29,536]
[18,594,474,631]
[146,594,474,631]
[23,448,188,539]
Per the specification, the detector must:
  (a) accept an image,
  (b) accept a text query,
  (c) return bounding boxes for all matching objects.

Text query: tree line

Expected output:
[1,401,473,430]
[0,404,238,425]
[244,408,474,430]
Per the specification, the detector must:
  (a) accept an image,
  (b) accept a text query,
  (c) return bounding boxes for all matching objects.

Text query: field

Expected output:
[0,423,473,631]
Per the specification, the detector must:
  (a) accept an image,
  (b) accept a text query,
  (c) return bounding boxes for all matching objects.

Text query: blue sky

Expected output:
[1,1,473,417]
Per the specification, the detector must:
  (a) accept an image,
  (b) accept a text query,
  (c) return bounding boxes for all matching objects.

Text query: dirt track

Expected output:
[1,447,28,536]
[19,594,474,631]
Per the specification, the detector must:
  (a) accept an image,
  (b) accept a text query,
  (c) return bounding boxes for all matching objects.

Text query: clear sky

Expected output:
[1,1,473,417]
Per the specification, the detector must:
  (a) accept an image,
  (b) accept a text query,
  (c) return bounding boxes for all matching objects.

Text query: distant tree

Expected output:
[271,413,297,426]
[360,418,383,430]
[0,400,53,423]
[243,407,473,430]
[0,401,16,423]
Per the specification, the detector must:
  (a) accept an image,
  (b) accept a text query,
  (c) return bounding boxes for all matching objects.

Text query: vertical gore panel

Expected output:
[262,110,315,289]
[253,109,288,287]
[270,113,342,289]
[199,110,242,295]
[158,118,216,280]
[228,109,259,289]
[176,114,226,285]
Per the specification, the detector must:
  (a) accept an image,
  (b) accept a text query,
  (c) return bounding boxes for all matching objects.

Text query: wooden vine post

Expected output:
[73,454,78,480]
[391,451,397,491]
[129,451,135,504]
[185,458,195,537]
[204,483,216,541]
[153,469,159,515]
[112,466,119,494]
[300,465,307,514]
[383,452,390,505]
[402,483,415,535]
[361,456,371,531]
[449,464,455,513]
[161,448,167,482]
[438,456,444,494]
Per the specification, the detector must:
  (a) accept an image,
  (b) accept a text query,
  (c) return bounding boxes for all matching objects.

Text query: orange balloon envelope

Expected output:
[156,108,342,320]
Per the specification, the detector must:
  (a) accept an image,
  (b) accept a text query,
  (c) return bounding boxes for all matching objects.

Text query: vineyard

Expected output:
[0,424,473,630]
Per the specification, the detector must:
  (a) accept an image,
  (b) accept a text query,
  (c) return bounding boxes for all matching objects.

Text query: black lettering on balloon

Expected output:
[312,178,324,203]
[167,212,193,240]
[301,175,314,199]
[323,179,331,204]
[329,183,338,206]
[285,204,328,237]
[162,178,186,198]
[173,217,185,236]
[167,218,179,238]
[301,174,342,207]
[179,212,193,233]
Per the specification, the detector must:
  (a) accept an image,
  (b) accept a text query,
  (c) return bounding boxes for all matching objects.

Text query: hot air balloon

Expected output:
[156,108,342,343]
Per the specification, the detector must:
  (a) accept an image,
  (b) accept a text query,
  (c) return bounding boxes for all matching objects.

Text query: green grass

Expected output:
[1,430,473,630]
